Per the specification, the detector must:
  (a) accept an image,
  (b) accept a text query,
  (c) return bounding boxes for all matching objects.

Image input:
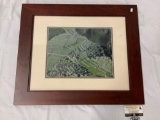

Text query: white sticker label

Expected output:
[124,106,143,117]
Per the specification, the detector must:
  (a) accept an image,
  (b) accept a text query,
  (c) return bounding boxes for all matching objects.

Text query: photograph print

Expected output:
[46,27,114,78]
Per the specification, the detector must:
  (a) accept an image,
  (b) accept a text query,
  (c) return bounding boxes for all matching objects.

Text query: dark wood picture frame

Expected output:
[14,4,144,105]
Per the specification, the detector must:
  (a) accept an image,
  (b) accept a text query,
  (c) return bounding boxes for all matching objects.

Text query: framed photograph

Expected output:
[14,4,144,105]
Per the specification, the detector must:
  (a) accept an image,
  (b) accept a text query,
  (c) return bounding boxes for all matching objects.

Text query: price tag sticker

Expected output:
[124,106,143,117]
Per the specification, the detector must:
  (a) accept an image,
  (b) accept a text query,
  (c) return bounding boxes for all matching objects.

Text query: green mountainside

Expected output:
[46,28,113,78]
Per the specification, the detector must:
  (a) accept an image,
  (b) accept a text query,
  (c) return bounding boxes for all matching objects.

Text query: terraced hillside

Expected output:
[46,27,113,78]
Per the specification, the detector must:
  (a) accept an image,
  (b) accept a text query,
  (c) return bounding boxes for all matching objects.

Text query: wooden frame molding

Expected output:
[14,4,144,105]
